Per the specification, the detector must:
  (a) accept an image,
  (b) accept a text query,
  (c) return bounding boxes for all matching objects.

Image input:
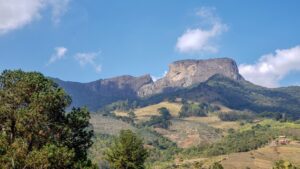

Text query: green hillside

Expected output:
[140,75,300,119]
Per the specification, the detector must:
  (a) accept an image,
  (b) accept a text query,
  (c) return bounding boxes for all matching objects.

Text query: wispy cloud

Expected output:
[176,7,227,54]
[151,71,168,82]
[74,51,102,73]
[47,46,68,65]
[0,0,70,34]
[239,45,300,88]
[48,0,70,25]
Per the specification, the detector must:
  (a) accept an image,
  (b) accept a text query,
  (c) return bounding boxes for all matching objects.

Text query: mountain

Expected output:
[54,58,243,110]
[53,57,300,118]
[138,58,243,97]
[141,74,300,119]
[53,74,152,110]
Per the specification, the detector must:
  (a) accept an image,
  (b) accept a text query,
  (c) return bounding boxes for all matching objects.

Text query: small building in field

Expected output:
[278,136,290,145]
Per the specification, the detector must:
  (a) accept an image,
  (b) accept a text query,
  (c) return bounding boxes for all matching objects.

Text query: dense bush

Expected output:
[179,103,210,117]
[99,100,138,114]
[218,111,255,121]
[104,130,148,169]
[205,124,277,156]
[141,107,172,129]
[273,160,300,169]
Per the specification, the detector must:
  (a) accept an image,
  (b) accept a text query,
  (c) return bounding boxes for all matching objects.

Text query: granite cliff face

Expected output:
[54,58,243,110]
[53,75,153,110]
[138,58,243,97]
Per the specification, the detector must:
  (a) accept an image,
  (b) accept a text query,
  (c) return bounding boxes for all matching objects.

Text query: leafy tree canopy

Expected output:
[104,130,148,169]
[0,70,95,169]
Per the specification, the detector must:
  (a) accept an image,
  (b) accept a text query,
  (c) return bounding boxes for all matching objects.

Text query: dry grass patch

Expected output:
[134,102,182,121]
[184,115,240,131]
[155,118,222,148]
[176,141,300,169]
[90,114,135,135]
[114,111,128,117]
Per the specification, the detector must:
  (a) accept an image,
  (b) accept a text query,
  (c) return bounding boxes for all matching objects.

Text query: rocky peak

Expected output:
[88,74,153,92]
[138,58,243,97]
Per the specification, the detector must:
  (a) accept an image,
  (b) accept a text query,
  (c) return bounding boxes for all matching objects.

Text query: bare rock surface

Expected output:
[138,58,243,97]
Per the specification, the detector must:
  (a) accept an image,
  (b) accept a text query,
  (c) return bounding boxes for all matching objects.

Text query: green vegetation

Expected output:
[273,160,300,169]
[3,70,300,169]
[218,111,255,121]
[209,162,224,169]
[142,74,300,120]
[104,130,148,169]
[205,124,276,156]
[99,100,138,115]
[179,103,209,117]
[0,70,95,168]
[141,107,172,129]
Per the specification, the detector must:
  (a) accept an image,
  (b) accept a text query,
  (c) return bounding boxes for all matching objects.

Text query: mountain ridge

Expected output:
[52,58,300,116]
[53,58,243,110]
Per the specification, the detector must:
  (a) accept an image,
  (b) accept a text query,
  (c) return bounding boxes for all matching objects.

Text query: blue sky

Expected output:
[1,0,300,87]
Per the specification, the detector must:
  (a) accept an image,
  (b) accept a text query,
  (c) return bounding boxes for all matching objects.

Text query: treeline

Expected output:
[179,102,220,118]
[140,107,172,129]
[180,123,279,158]
[205,124,277,156]
[218,111,255,121]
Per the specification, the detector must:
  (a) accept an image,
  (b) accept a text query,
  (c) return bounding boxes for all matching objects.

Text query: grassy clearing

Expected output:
[239,119,300,132]
[90,114,136,135]
[155,118,222,148]
[155,140,300,169]
[133,102,182,121]
[220,141,300,169]
[114,101,182,122]
[183,115,240,131]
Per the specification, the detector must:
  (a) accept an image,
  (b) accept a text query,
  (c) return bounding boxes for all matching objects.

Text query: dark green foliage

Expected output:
[0,70,95,168]
[62,107,94,161]
[128,111,136,119]
[218,111,255,121]
[209,162,224,169]
[98,100,137,114]
[179,103,209,117]
[90,128,179,167]
[180,123,286,158]
[141,107,172,129]
[273,160,300,169]
[104,130,148,169]
[138,75,300,120]
[205,124,277,156]
[259,112,288,121]
[158,107,171,120]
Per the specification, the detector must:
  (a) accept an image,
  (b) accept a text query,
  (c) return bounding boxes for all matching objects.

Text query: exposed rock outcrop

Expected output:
[54,57,243,110]
[53,74,153,110]
[138,58,243,97]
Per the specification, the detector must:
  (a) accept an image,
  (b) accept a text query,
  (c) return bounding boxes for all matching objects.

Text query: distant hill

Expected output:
[53,58,300,118]
[53,74,152,110]
[53,58,242,110]
[142,74,300,119]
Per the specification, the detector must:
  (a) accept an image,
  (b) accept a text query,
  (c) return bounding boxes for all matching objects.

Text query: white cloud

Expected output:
[48,0,70,25]
[151,71,168,82]
[239,45,300,88]
[176,7,227,54]
[48,46,67,65]
[0,0,70,34]
[74,51,102,73]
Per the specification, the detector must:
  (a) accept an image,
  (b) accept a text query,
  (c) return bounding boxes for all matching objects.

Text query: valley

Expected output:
[59,58,300,169]
[88,98,300,168]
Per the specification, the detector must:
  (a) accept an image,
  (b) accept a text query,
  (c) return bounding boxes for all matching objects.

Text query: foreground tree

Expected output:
[0,70,96,168]
[209,162,224,169]
[104,130,148,169]
[273,160,299,169]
